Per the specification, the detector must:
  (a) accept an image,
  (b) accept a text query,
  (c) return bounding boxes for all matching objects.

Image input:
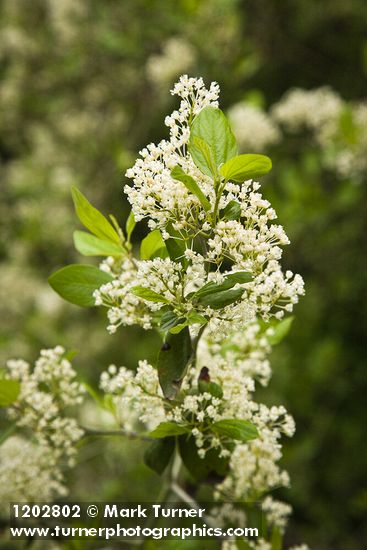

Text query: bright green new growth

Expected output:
[189,106,238,176]
[71,186,122,246]
[0,379,20,407]
[48,265,113,307]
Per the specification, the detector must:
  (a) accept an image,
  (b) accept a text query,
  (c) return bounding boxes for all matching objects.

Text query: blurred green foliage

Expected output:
[1,0,367,548]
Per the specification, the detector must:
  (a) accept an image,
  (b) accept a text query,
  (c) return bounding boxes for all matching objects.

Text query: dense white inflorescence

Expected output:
[1,346,85,503]
[226,87,367,181]
[94,76,305,537]
[95,76,304,336]
[146,37,196,89]
[1,76,308,547]
[99,325,296,530]
[271,87,343,133]
[228,102,280,151]
[124,75,220,230]
[0,436,67,512]
[270,87,367,180]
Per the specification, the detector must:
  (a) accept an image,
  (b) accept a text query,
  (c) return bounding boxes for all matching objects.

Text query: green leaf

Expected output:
[198,380,223,398]
[0,379,20,407]
[73,231,124,257]
[160,310,181,332]
[169,322,189,334]
[189,107,237,176]
[226,271,252,284]
[220,154,272,182]
[0,423,17,445]
[171,166,211,211]
[149,422,191,438]
[221,200,241,220]
[339,106,359,145]
[125,210,136,241]
[212,419,258,442]
[131,286,170,304]
[194,272,251,299]
[189,136,218,178]
[196,287,244,309]
[63,349,78,361]
[193,281,231,299]
[178,435,229,481]
[163,224,187,266]
[144,437,175,475]
[71,187,120,245]
[157,327,192,399]
[267,316,294,346]
[165,237,185,264]
[140,230,168,260]
[160,311,205,334]
[48,264,113,307]
[191,272,251,309]
[187,312,208,325]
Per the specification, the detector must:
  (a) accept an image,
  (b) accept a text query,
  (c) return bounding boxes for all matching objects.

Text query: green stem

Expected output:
[81,426,153,442]
[136,449,177,549]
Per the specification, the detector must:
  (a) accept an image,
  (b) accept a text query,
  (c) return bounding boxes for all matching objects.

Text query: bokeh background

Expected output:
[1,1,367,548]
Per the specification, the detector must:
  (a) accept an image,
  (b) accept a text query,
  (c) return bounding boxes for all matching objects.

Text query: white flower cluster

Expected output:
[202,322,273,386]
[96,257,153,333]
[99,325,295,521]
[100,360,165,432]
[146,37,196,89]
[95,76,305,542]
[228,102,280,151]
[271,87,343,134]
[0,436,67,514]
[193,337,295,500]
[46,0,86,44]
[227,86,367,181]
[272,87,367,179]
[260,496,292,530]
[2,346,85,502]
[100,360,232,457]
[124,75,219,230]
[97,77,304,336]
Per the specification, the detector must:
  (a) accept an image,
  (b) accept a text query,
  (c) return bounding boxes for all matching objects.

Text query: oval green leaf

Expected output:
[157,327,192,399]
[149,422,191,438]
[131,286,170,304]
[48,264,113,307]
[73,231,124,257]
[140,230,168,260]
[71,186,120,244]
[212,419,258,442]
[144,437,175,475]
[189,107,237,177]
[220,154,272,182]
[267,316,294,346]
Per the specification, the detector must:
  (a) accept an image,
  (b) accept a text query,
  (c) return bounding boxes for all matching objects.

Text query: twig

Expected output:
[170,482,217,528]
[80,426,153,442]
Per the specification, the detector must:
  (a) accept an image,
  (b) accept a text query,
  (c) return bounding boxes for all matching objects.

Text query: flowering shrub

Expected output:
[0,347,84,509]
[229,87,367,181]
[1,76,307,549]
